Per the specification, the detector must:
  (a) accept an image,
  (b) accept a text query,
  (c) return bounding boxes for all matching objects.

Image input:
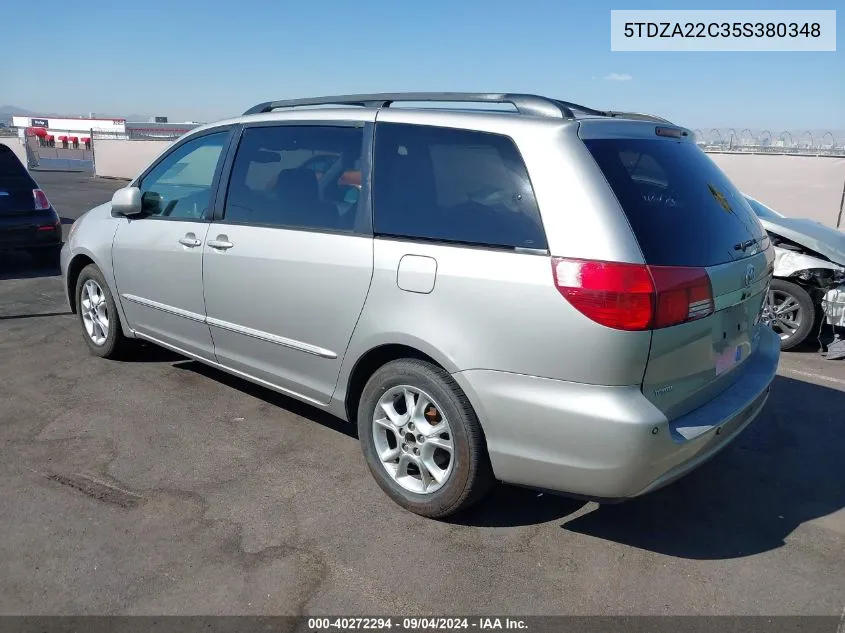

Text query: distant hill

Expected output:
[0,105,33,125]
[0,105,35,115]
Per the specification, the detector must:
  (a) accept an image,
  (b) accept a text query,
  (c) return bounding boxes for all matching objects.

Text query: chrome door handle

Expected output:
[178,236,202,247]
[207,238,233,250]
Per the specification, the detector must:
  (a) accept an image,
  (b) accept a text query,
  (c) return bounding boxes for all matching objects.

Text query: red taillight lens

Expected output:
[552,258,655,330]
[33,189,51,210]
[649,266,714,329]
[551,258,714,331]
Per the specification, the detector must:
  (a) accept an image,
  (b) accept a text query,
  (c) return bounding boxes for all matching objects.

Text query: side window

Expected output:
[223,125,365,232]
[138,131,227,220]
[372,123,547,250]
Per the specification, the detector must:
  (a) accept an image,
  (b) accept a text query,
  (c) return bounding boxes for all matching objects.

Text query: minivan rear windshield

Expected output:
[583,138,766,267]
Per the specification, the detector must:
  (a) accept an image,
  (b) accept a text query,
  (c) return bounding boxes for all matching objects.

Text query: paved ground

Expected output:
[1,172,844,616]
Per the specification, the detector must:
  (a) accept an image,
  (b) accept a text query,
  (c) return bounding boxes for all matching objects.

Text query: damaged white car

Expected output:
[745,195,845,351]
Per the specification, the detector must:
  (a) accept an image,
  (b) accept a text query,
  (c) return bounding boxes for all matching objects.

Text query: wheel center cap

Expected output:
[404,432,416,445]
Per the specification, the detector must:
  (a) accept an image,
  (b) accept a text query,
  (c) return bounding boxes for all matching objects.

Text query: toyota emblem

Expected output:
[744,264,756,288]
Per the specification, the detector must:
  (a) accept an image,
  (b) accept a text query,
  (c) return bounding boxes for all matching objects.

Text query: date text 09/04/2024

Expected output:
[307,617,529,631]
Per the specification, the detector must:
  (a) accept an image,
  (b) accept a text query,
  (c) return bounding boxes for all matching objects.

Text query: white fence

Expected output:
[93,139,172,180]
[709,154,845,228]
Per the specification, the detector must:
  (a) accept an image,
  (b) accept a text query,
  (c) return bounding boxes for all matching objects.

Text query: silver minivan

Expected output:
[61,93,779,518]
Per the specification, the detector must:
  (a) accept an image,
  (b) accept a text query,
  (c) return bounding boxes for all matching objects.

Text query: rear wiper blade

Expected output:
[734,239,757,251]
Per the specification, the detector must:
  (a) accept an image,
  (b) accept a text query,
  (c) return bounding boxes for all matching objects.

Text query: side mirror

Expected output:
[111,187,143,217]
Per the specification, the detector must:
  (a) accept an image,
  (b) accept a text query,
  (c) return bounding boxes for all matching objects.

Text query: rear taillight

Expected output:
[649,266,714,329]
[552,258,653,330]
[551,258,714,331]
[33,189,51,210]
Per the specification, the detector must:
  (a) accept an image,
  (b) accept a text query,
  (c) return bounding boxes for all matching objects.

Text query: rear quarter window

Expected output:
[373,123,547,250]
[583,138,766,267]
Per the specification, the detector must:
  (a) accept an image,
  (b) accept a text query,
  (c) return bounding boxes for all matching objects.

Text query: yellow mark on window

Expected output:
[708,184,733,213]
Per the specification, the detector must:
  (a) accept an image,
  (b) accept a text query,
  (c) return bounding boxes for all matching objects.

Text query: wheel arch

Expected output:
[342,343,443,424]
[65,249,135,338]
[66,253,97,314]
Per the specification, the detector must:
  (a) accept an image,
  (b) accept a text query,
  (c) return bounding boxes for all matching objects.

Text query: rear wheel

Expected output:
[763,279,816,350]
[357,359,493,518]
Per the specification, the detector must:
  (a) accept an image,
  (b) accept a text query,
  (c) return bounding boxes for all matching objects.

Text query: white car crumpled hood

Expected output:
[760,216,845,266]
[773,248,845,277]
[772,247,845,328]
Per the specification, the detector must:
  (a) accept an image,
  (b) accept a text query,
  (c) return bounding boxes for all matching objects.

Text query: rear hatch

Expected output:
[0,145,38,217]
[581,125,774,420]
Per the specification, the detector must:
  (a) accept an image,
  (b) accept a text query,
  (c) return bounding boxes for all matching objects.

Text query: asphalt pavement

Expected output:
[0,172,843,616]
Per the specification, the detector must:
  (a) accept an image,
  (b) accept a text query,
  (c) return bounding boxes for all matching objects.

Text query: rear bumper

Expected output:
[452,326,780,500]
[0,211,62,251]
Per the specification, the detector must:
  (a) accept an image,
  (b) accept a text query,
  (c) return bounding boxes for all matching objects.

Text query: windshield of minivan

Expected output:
[583,138,767,267]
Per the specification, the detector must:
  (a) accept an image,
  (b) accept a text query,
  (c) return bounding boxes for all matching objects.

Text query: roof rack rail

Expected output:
[243,92,612,119]
[241,93,673,124]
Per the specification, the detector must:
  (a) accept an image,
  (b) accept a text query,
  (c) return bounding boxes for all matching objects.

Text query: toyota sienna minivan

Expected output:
[61,93,779,518]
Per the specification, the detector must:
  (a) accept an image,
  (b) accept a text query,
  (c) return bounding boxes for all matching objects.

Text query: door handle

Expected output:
[207,236,233,250]
[178,234,202,247]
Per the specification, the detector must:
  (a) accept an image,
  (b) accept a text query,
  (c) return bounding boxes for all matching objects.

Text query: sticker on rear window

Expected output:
[708,183,733,213]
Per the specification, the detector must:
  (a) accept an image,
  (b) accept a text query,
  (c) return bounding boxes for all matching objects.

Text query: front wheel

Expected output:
[763,279,816,351]
[75,264,130,359]
[357,359,493,518]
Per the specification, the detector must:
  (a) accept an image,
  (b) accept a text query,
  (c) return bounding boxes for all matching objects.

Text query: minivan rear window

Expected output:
[583,138,766,267]
[373,123,547,250]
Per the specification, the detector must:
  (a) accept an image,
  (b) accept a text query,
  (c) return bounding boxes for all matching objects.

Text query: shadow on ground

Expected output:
[121,341,187,364]
[161,357,844,559]
[0,251,58,281]
[452,484,587,528]
[558,375,845,559]
[0,311,70,321]
[173,359,358,439]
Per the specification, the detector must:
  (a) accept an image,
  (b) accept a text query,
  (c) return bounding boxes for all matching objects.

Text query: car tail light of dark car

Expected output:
[33,189,51,210]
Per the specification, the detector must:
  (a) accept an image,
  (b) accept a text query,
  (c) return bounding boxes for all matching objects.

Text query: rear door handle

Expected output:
[178,234,202,247]
[207,236,233,250]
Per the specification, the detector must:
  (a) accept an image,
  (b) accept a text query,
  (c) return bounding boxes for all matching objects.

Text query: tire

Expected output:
[357,358,493,518]
[28,245,61,269]
[766,279,816,351]
[75,264,130,359]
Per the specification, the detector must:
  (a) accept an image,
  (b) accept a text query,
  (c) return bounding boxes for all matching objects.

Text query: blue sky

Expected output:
[0,0,841,130]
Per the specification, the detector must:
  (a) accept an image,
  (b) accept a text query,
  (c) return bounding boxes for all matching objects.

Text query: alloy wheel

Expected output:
[372,385,454,494]
[763,288,804,342]
[80,279,110,346]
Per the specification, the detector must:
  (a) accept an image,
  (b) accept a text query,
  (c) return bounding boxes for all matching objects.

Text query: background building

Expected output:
[11,114,125,142]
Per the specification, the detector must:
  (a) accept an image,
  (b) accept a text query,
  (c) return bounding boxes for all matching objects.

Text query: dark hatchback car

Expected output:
[0,144,62,267]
